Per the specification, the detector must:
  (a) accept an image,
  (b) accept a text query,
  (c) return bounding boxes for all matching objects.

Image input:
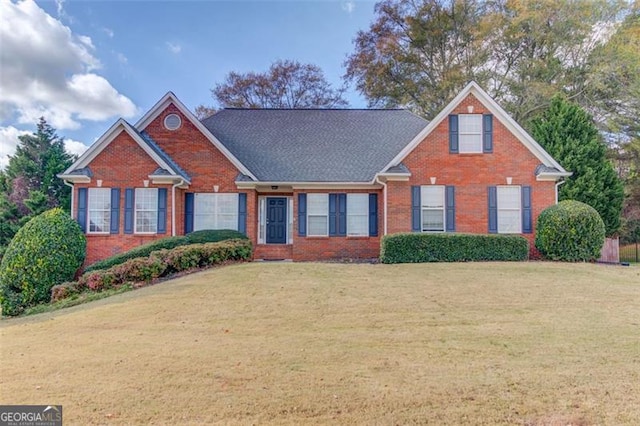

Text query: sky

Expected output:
[0,0,377,169]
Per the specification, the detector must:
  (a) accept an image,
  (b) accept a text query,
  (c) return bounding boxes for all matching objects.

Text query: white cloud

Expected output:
[102,27,114,38]
[0,126,30,169]
[166,42,182,54]
[342,1,355,14]
[116,52,128,65]
[64,138,88,157]
[0,0,138,131]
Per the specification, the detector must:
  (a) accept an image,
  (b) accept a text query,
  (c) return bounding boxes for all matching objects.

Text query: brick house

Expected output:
[59,82,570,265]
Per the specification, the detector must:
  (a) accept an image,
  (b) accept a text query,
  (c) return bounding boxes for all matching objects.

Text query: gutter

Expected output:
[171,179,185,236]
[374,176,388,236]
[555,179,567,204]
[63,180,74,218]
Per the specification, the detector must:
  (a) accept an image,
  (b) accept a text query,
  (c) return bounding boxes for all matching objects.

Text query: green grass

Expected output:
[1,262,638,425]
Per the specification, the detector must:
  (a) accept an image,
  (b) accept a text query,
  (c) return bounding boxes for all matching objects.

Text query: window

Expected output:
[164,113,182,130]
[497,186,521,233]
[458,114,483,153]
[88,188,110,233]
[347,194,368,236]
[307,194,329,236]
[194,193,238,231]
[135,188,158,233]
[421,186,445,232]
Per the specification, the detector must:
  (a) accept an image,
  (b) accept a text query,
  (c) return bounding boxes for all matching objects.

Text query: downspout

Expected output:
[555,179,566,204]
[375,176,388,235]
[63,180,74,218]
[171,179,185,236]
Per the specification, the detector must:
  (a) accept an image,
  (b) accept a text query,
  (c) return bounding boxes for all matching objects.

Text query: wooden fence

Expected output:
[598,237,619,263]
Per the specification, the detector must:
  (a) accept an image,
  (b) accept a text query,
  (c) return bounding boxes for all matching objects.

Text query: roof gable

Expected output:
[135,92,257,180]
[382,81,569,176]
[59,119,190,182]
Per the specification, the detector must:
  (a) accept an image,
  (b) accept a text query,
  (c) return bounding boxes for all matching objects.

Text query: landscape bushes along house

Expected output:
[58,82,570,263]
[51,238,252,303]
[380,233,529,263]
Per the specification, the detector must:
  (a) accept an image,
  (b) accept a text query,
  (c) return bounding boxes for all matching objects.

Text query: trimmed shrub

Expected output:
[85,229,248,272]
[0,208,86,316]
[52,239,253,303]
[380,233,529,264]
[535,200,606,261]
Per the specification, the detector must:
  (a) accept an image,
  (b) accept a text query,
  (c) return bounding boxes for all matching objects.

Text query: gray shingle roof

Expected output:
[201,109,428,182]
[136,129,191,182]
[535,164,563,175]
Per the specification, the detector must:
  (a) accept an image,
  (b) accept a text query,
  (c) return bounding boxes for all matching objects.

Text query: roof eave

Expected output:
[57,174,91,183]
[536,171,573,182]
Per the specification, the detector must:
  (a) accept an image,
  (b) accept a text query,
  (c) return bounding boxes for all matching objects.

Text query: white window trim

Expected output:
[347,194,369,237]
[421,185,445,233]
[497,185,522,234]
[88,188,111,235]
[307,193,329,237]
[459,114,483,154]
[288,198,294,244]
[134,188,158,234]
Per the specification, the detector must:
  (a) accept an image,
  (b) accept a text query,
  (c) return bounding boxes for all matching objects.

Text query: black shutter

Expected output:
[110,188,120,234]
[77,187,87,232]
[369,193,378,237]
[449,115,459,154]
[445,186,455,232]
[238,193,247,235]
[522,186,532,234]
[157,188,167,234]
[488,186,498,234]
[298,193,307,236]
[483,114,493,153]
[124,188,134,234]
[411,186,421,232]
[184,193,194,234]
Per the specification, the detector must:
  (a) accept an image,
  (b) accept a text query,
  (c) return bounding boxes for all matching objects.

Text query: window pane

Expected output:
[422,209,444,231]
[308,216,328,236]
[347,194,368,236]
[135,188,158,233]
[459,134,482,153]
[421,186,444,208]
[88,188,111,233]
[459,114,482,133]
[194,193,239,231]
[498,186,521,209]
[307,194,328,215]
[498,210,521,233]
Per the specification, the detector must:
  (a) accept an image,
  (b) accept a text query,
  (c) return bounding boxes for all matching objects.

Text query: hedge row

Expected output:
[51,239,253,302]
[84,229,248,272]
[380,233,529,263]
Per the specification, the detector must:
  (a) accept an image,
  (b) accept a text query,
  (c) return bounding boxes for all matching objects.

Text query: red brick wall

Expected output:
[387,93,556,252]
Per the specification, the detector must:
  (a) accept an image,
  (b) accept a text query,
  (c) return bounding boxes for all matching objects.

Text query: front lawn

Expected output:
[1,262,638,424]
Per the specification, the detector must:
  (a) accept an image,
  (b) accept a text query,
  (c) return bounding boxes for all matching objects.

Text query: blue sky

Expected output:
[0,0,377,168]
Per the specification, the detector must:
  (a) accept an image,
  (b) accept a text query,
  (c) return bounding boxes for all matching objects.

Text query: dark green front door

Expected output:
[266,198,287,244]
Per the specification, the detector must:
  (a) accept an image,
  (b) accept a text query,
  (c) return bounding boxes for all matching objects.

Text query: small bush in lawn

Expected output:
[380,233,529,264]
[110,257,167,284]
[0,208,86,316]
[51,281,84,302]
[85,229,248,272]
[535,200,606,261]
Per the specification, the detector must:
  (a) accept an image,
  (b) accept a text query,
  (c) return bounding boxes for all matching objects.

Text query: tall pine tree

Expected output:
[531,96,624,236]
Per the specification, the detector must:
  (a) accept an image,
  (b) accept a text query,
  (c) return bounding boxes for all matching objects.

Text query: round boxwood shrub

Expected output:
[535,200,605,262]
[0,208,86,316]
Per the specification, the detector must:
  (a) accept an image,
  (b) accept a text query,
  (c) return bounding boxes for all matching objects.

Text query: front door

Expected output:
[266,197,287,244]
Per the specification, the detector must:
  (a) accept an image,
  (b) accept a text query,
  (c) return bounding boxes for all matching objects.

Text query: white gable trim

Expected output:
[135,92,258,181]
[60,119,180,179]
[383,81,568,176]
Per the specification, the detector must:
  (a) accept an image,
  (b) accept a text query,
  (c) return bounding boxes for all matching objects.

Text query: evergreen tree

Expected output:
[531,96,624,236]
[0,118,76,258]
